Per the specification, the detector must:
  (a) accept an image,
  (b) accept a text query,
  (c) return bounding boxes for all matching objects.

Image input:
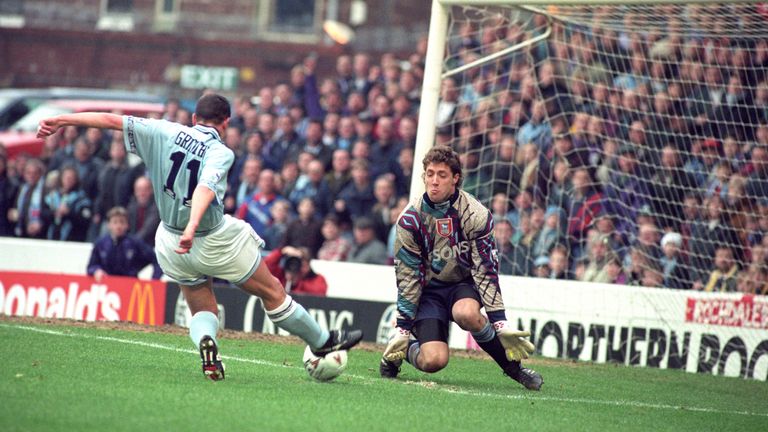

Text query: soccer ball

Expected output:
[302,346,347,382]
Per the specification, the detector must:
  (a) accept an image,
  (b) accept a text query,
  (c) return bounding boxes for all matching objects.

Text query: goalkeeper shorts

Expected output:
[412,281,481,342]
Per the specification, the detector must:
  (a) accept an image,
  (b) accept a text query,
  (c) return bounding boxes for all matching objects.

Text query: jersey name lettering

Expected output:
[174,132,208,157]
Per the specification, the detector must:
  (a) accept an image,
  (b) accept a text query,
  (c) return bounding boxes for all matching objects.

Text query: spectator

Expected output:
[532,206,563,259]
[532,255,551,278]
[263,246,328,296]
[282,197,323,257]
[127,176,160,247]
[581,233,614,283]
[696,246,740,293]
[295,119,333,170]
[47,125,80,171]
[0,154,19,236]
[289,158,329,214]
[347,216,388,265]
[317,214,353,262]
[93,132,141,236]
[517,100,552,152]
[547,244,572,279]
[228,156,262,212]
[646,145,698,231]
[236,169,282,236]
[323,148,352,206]
[688,194,740,286]
[369,175,397,242]
[10,158,47,239]
[392,146,414,198]
[604,253,627,285]
[659,232,690,289]
[67,137,103,202]
[262,199,292,250]
[86,206,161,282]
[566,168,603,258]
[494,218,517,275]
[337,158,376,220]
[43,164,92,242]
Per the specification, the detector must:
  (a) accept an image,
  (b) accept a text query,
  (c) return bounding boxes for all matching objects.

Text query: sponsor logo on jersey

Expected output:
[429,241,471,261]
[436,218,453,238]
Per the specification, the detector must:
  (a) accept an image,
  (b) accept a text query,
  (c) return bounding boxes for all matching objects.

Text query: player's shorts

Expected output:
[413,281,481,343]
[155,214,265,286]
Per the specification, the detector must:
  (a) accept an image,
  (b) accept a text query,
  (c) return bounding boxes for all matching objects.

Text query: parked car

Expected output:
[0,99,164,160]
[0,87,163,131]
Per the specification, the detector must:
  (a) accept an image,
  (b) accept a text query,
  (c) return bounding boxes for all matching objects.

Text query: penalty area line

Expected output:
[2,322,766,418]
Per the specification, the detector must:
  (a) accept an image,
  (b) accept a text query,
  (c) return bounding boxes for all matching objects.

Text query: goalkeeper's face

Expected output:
[424,162,459,203]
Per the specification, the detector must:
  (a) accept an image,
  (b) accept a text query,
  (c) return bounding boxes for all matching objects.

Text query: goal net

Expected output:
[418,1,768,294]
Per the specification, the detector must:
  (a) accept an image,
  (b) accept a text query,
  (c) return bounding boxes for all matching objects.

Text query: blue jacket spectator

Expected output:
[87,206,162,281]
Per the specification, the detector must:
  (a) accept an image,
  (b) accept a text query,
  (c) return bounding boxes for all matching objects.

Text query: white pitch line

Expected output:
[3,323,767,418]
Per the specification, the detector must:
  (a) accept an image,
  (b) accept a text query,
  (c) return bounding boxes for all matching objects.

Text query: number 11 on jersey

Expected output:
[163,151,200,207]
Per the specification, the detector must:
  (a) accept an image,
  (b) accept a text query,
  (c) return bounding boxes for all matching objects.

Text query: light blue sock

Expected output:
[266,295,328,349]
[189,311,219,347]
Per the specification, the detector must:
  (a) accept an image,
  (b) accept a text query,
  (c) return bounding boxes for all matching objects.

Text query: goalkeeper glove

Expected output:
[493,321,535,361]
[382,327,411,362]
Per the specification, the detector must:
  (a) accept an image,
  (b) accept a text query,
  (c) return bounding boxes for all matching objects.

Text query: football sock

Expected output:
[190,311,219,346]
[472,320,516,370]
[406,340,425,371]
[266,295,329,349]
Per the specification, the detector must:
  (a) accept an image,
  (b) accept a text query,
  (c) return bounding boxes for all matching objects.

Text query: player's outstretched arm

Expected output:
[37,112,124,138]
[176,185,216,254]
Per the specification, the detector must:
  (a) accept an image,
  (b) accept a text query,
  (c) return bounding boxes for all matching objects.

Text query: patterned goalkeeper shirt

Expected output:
[393,189,505,330]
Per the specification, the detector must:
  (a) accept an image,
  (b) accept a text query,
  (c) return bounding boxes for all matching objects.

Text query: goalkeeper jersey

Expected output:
[393,189,504,329]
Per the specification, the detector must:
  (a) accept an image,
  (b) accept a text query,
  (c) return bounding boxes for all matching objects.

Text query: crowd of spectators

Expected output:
[1,4,767,295]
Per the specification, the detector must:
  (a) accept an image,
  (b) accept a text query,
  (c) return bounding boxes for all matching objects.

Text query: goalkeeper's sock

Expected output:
[266,295,329,349]
[190,311,219,347]
[471,320,514,369]
[405,340,426,371]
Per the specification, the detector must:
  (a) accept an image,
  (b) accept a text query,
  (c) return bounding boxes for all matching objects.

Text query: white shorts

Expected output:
[155,215,265,286]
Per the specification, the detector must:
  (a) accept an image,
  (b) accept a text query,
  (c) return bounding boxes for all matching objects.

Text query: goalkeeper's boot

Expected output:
[312,329,364,357]
[199,335,225,381]
[379,357,402,378]
[505,364,543,391]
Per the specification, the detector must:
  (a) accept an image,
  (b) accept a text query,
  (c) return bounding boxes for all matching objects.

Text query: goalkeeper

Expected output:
[379,146,542,390]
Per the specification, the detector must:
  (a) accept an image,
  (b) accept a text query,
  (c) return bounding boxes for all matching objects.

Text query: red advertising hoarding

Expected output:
[0,271,166,325]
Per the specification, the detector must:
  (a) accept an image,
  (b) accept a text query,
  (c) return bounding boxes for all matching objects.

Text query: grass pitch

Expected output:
[1,316,765,432]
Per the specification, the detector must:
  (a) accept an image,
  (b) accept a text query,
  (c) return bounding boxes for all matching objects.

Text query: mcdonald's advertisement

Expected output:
[0,271,166,325]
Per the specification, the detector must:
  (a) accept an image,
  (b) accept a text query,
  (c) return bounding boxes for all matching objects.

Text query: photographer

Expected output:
[263,246,328,296]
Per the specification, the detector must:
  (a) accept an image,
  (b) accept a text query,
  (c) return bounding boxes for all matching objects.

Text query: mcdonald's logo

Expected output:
[127,283,156,325]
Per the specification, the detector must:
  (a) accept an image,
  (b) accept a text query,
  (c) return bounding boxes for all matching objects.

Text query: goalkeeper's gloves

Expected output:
[493,321,535,361]
[382,327,411,362]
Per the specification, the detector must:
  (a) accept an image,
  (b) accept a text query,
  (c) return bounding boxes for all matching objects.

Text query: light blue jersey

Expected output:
[123,116,234,233]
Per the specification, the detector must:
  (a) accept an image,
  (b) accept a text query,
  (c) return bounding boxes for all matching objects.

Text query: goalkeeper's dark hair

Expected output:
[195,93,231,124]
[423,145,463,187]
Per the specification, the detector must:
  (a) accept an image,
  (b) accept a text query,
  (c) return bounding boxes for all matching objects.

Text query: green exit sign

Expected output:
[180,65,238,91]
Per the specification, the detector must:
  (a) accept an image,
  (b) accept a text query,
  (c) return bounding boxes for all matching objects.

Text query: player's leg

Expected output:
[450,287,543,391]
[154,224,225,380]
[406,319,450,373]
[205,216,362,355]
[394,288,451,374]
[239,259,362,355]
[181,279,226,380]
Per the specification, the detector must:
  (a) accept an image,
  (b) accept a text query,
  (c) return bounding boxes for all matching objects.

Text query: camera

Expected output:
[279,255,302,274]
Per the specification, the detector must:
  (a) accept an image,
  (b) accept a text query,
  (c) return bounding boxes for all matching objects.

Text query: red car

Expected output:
[0,99,164,160]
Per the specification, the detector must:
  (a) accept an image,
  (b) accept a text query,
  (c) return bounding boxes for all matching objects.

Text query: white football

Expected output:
[302,346,348,382]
